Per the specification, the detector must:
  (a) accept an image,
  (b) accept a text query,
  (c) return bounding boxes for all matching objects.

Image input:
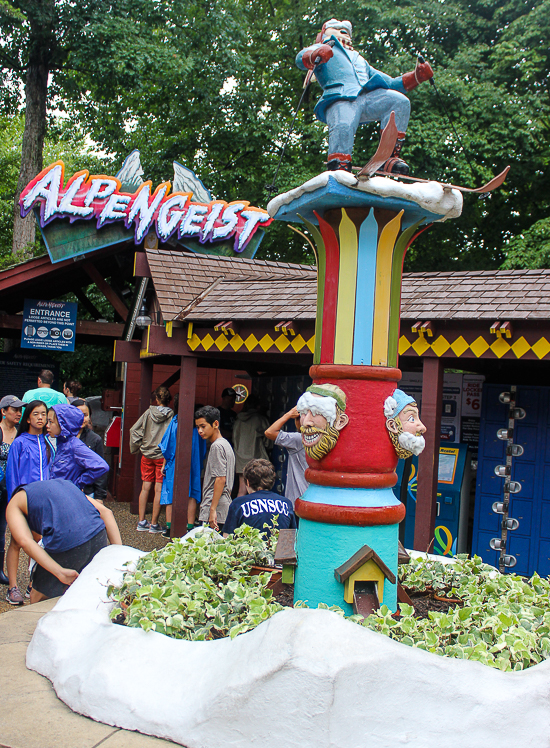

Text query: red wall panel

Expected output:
[114,363,250,502]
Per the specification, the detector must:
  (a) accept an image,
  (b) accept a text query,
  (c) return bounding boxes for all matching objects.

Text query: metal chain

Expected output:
[499,386,516,573]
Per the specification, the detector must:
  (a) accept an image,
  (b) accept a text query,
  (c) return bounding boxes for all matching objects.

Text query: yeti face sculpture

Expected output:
[297,386,349,460]
[384,392,426,459]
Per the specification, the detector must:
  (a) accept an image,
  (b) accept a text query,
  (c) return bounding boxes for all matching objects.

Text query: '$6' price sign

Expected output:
[465,397,480,411]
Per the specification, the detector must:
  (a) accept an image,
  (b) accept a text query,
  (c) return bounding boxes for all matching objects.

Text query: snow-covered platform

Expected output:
[26,545,550,748]
[267,170,463,226]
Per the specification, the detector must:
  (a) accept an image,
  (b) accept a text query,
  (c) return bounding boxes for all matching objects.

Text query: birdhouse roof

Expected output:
[334,545,396,585]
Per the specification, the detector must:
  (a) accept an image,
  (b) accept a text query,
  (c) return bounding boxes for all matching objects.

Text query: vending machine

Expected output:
[395,444,471,556]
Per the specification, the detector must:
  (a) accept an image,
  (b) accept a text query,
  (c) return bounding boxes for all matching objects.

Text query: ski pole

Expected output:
[418,55,486,192]
[266,41,335,195]
[265,83,311,196]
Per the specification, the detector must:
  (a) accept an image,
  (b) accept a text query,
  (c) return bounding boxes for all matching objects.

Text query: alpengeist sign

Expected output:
[19,154,273,264]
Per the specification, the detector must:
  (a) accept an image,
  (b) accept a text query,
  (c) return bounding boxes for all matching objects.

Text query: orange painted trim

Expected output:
[310,364,401,381]
[295,498,406,526]
[305,468,397,489]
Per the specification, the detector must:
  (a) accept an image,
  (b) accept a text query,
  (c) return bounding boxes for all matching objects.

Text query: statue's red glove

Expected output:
[402,61,434,91]
[301,44,334,70]
[416,61,433,83]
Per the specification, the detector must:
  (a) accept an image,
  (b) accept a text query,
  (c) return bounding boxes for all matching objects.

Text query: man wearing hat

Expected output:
[296,383,349,461]
[296,19,433,174]
[0,395,24,586]
[384,389,427,459]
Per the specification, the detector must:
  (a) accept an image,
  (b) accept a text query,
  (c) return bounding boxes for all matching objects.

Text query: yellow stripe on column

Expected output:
[371,212,403,366]
[333,209,358,364]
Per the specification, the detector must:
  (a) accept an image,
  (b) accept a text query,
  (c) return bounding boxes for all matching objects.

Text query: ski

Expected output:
[354,165,510,195]
[355,112,398,178]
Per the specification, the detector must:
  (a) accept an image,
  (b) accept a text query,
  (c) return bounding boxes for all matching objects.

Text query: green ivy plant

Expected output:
[109,534,550,672]
[363,555,550,672]
[108,526,282,640]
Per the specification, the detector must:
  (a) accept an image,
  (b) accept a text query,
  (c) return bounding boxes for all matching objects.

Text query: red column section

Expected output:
[315,211,340,364]
[303,364,401,488]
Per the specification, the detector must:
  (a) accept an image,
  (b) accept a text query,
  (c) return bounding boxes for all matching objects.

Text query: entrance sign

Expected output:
[21,299,78,352]
[19,160,272,262]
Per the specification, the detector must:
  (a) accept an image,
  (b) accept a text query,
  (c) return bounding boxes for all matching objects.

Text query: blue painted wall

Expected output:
[294,517,399,613]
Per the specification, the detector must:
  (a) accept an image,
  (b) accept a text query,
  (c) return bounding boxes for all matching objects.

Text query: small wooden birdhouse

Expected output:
[274,528,297,584]
[334,545,396,606]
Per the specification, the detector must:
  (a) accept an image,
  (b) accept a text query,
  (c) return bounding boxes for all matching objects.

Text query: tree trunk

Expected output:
[12,9,52,255]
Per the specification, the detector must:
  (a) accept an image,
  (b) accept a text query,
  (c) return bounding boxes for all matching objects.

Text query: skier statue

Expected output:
[296,19,433,175]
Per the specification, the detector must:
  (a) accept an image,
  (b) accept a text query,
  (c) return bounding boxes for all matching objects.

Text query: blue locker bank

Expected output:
[471,383,550,577]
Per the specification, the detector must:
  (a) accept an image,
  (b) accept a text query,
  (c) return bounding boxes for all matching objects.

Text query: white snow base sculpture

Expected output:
[27,544,550,748]
[266,169,463,222]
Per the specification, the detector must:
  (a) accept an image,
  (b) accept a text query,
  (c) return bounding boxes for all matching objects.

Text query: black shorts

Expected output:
[33,528,108,598]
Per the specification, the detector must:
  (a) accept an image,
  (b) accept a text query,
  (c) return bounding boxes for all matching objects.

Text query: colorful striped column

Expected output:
[284,197,433,613]
[301,208,424,368]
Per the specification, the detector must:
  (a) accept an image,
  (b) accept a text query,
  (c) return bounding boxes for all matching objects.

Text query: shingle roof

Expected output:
[146,249,316,321]
[146,250,550,322]
[401,269,550,320]
[184,277,318,321]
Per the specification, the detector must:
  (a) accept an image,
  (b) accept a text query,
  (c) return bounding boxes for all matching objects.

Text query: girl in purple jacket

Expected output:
[5,399,50,604]
[46,405,109,490]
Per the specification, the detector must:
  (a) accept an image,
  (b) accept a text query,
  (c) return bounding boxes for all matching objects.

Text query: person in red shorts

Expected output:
[129,386,173,533]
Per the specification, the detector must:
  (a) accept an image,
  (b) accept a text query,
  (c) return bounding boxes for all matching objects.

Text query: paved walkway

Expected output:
[0,599,177,748]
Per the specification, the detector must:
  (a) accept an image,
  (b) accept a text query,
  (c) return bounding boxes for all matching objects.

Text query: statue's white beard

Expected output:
[398,431,426,456]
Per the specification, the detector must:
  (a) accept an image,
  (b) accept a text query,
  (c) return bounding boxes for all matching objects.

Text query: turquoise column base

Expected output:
[293,518,399,614]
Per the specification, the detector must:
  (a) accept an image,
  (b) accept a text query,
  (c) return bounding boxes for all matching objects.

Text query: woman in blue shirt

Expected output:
[5,400,50,499]
[7,478,121,603]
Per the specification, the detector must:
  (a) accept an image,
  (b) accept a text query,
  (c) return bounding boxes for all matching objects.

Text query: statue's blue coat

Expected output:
[296,36,407,123]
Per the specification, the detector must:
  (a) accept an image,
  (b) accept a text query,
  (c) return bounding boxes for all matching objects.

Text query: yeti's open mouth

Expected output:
[302,432,322,446]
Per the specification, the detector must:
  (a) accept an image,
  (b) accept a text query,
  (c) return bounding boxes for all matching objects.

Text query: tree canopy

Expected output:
[0,0,548,269]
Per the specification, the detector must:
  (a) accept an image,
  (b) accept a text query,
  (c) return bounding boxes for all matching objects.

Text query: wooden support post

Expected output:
[414,356,444,552]
[73,287,103,320]
[171,356,198,537]
[83,261,129,321]
[131,359,154,515]
[159,369,181,390]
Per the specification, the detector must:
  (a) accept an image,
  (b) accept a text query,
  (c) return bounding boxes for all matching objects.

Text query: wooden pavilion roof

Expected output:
[144,250,550,325]
[401,269,550,321]
[125,251,550,370]
[145,249,316,323]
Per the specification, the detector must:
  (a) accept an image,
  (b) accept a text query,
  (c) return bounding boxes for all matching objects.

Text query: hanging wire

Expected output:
[418,55,489,197]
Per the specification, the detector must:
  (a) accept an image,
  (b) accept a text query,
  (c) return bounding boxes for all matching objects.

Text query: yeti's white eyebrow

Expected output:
[296,392,338,426]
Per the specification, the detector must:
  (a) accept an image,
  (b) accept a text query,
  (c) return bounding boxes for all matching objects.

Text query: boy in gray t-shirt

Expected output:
[195,406,235,532]
[265,406,309,505]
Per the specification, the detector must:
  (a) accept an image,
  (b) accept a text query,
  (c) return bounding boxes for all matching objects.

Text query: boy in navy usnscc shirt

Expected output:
[223,459,297,538]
